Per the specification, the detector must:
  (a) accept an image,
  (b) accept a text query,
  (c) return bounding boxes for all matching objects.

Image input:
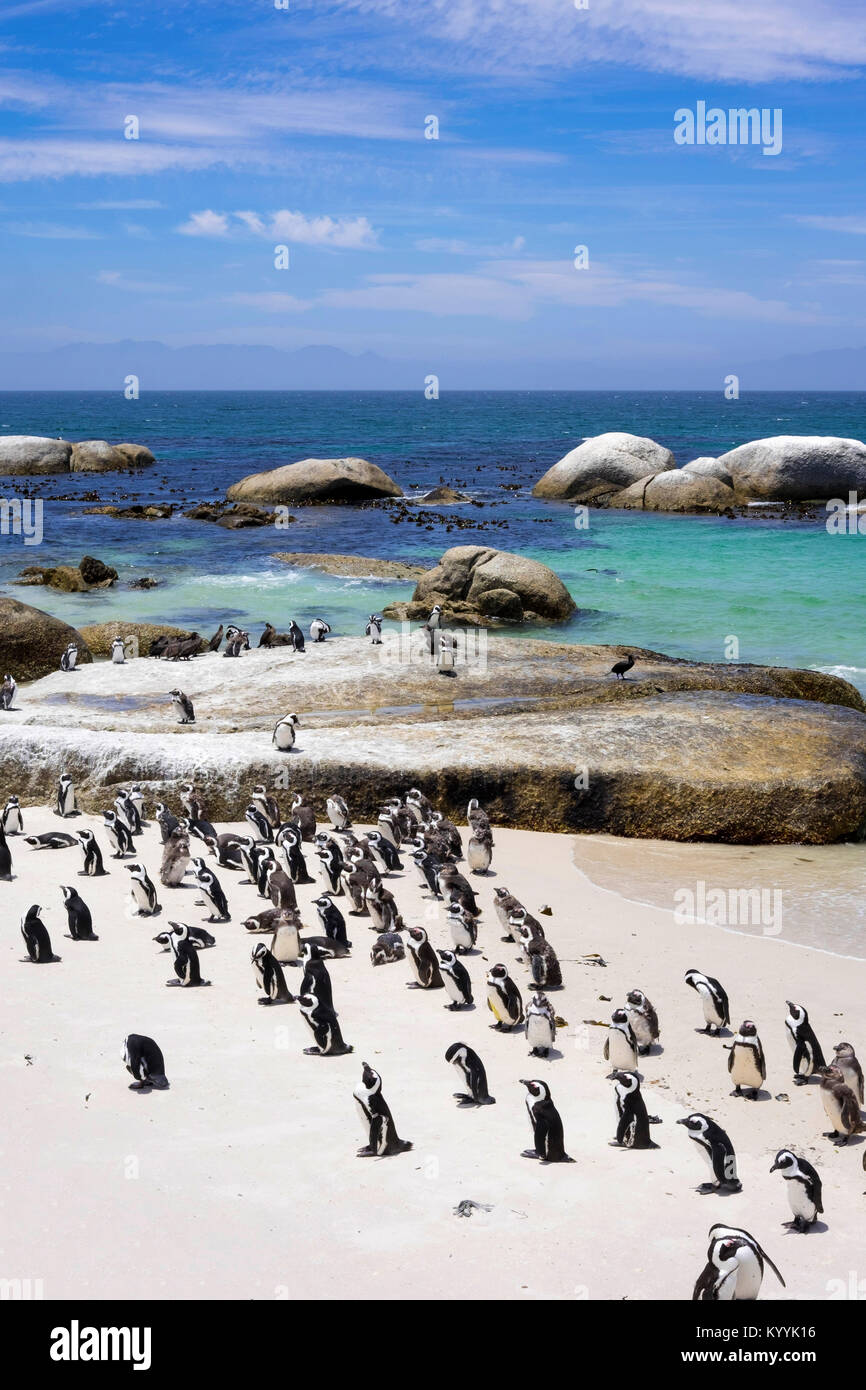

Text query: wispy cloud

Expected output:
[794,214,866,235]
[96,269,184,293]
[77,199,163,211]
[178,208,379,249]
[6,220,100,239]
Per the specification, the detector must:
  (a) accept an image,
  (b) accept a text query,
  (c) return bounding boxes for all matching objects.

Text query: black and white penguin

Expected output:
[266,864,295,914]
[110,636,126,664]
[340,859,371,912]
[693,1226,785,1302]
[785,1001,826,1084]
[625,988,660,1055]
[467,796,492,838]
[154,802,180,843]
[769,1150,823,1232]
[166,920,215,950]
[0,672,17,708]
[428,810,462,859]
[445,1042,495,1105]
[493,886,523,941]
[298,993,353,1056]
[169,688,195,724]
[290,793,316,841]
[525,992,557,1058]
[20,904,60,963]
[353,1062,411,1155]
[437,948,473,1009]
[269,912,301,965]
[421,604,443,656]
[272,712,300,751]
[193,864,230,922]
[160,828,191,887]
[436,631,457,676]
[437,863,479,917]
[604,1009,638,1073]
[508,905,545,944]
[610,1070,659,1149]
[103,810,133,858]
[365,879,402,933]
[277,826,314,884]
[520,1079,572,1162]
[76,829,106,876]
[25,831,78,849]
[2,795,23,834]
[251,942,294,1005]
[299,941,334,1010]
[819,1064,865,1145]
[412,847,441,898]
[309,618,331,643]
[486,963,523,1030]
[316,836,345,894]
[727,1020,766,1099]
[0,824,12,880]
[446,901,477,954]
[123,1034,169,1090]
[313,894,350,946]
[833,1041,865,1105]
[287,619,305,652]
[326,795,351,832]
[685,968,730,1036]
[55,774,77,818]
[250,784,280,829]
[371,931,405,966]
[115,790,141,835]
[365,614,383,645]
[405,925,444,989]
[59,642,78,672]
[244,804,273,844]
[405,788,434,823]
[466,827,492,874]
[125,863,160,916]
[677,1113,741,1192]
[376,802,402,847]
[521,931,562,990]
[155,929,210,987]
[365,830,402,873]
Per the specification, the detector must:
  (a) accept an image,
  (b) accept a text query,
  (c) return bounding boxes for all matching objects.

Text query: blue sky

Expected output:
[1,0,866,384]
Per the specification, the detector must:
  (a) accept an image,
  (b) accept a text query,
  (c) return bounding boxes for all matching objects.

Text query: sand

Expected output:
[2,807,864,1302]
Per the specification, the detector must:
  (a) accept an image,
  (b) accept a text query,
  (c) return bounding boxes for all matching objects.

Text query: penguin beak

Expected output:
[769,1160,780,1173]
[675,1118,688,1126]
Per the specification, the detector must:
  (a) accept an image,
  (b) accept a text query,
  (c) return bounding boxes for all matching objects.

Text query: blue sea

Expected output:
[0,390,863,691]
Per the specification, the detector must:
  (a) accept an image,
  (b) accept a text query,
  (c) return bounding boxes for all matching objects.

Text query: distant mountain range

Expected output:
[0,339,864,390]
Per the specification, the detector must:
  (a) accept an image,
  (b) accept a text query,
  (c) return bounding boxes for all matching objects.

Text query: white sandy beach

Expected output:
[2,806,864,1302]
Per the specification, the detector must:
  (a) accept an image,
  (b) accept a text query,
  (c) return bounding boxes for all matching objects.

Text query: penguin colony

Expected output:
[3,620,861,1300]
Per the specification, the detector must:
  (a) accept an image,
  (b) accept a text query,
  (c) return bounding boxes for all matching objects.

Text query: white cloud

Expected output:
[177,209,230,238]
[6,221,100,239]
[794,214,866,235]
[96,269,184,293]
[179,209,379,249]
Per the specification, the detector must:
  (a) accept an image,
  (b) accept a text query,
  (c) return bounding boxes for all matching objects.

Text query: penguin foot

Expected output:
[520,1149,540,1160]
[356,1147,375,1156]
[793,1075,809,1085]
[303,1047,322,1055]
[697,1183,718,1193]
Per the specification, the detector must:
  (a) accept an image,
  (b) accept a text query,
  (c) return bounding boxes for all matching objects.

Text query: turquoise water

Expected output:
[0,390,863,689]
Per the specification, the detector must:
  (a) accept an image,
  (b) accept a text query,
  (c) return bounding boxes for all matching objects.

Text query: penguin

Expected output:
[421,604,443,656]
[365,829,402,873]
[785,1000,826,1084]
[165,920,215,950]
[77,829,106,876]
[493,886,523,942]
[625,988,660,1055]
[55,774,77,818]
[446,901,477,954]
[59,642,78,672]
[353,1063,411,1155]
[694,1226,785,1302]
[251,942,294,1005]
[169,688,195,724]
[179,782,207,822]
[486,963,523,1030]
[412,847,441,898]
[610,1070,658,1149]
[290,793,316,841]
[769,1150,823,1232]
[685,968,730,1036]
[125,863,160,916]
[405,925,444,989]
[819,1065,865,1145]
[436,863,479,916]
[2,795,22,834]
[193,864,230,922]
[270,912,301,965]
[522,932,562,990]
[610,653,635,680]
[223,628,249,658]
[310,618,331,642]
[371,932,405,966]
[0,824,12,880]
[436,631,457,676]
[242,906,285,933]
[833,1041,865,1105]
[437,948,473,1010]
[110,636,126,664]
[525,992,557,1058]
[265,864,295,914]
[160,828,190,887]
[26,831,78,849]
[365,879,402,934]
[154,802,180,843]
[123,1034,169,1090]
[299,941,334,1011]
[272,713,300,751]
[155,929,210,987]
[103,810,133,858]
[604,1009,638,1073]
[467,796,492,839]
[313,895,350,946]
[0,672,16,708]
[520,1079,572,1162]
[466,829,492,874]
[727,1020,766,1099]
[20,904,59,963]
[298,993,353,1056]
[365,614,383,645]
[508,905,545,943]
[251,784,281,829]
[677,1113,741,1192]
[254,848,278,896]
[316,836,345,894]
[115,790,141,835]
[205,832,245,868]
[376,802,403,847]
[326,795,351,831]
[245,804,273,843]
[428,810,462,859]
[277,826,314,885]
[287,619,305,652]
[446,1042,495,1106]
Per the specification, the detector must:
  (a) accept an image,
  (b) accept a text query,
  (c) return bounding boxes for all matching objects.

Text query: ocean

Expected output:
[0,389,863,691]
